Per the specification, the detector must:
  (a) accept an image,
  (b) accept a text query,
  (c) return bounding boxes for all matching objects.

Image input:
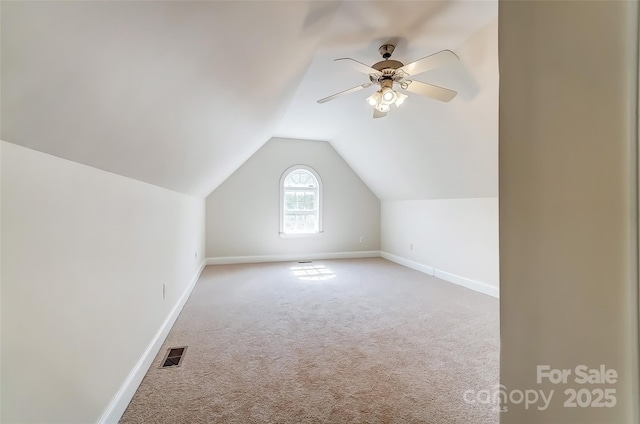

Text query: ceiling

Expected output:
[1,1,498,200]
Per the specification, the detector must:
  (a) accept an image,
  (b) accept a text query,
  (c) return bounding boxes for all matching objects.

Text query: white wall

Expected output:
[0,141,206,423]
[206,137,380,259]
[381,198,498,295]
[500,1,638,423]
[0,140,3,424]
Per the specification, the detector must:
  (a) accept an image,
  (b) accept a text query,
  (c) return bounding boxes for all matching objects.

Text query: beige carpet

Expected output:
[120,258,498,424]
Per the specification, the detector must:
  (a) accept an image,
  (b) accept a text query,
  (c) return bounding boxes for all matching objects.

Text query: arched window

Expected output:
[280,165,323,236]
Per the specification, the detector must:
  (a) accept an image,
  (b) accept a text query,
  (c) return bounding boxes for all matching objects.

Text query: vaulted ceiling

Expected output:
[1,1,498,200]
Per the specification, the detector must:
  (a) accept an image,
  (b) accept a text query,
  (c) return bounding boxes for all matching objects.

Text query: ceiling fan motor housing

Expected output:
[371,59,403,72]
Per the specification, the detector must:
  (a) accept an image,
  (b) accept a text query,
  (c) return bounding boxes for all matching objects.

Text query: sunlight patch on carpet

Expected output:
[290,264,336,281]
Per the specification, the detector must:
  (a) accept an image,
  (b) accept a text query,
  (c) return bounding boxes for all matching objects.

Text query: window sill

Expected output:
[279,231,324,239]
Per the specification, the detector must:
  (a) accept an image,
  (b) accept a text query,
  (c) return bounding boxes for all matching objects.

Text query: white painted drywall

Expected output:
[500,1,639,423]
[381,198,499,290]
[206,137,380,258]
[1,1,335,197]
[0,141,3,423]
[0,141,206,423]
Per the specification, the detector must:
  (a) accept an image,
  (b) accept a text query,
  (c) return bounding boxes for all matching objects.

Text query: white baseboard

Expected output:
[379,252,435,276]
[433,269,499,298]
[380,251,499,298]
[206,250,381,265]
[97,260,207,424]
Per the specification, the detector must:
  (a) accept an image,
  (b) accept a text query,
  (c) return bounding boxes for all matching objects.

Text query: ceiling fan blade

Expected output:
[317,83,372,104]
[403,80,457,102]
[373,109,387,119]
[334,58,380,75]
[397,49,459,77]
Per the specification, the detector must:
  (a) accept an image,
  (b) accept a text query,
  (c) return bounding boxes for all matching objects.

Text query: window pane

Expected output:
[284,214,296,232]
[284,170,317,188]
[285,190,318,212]
[295,214,306,232]
[283,212,318,234]
[299,172,311,186]
[284,193,296,210]
[305,214,316,231]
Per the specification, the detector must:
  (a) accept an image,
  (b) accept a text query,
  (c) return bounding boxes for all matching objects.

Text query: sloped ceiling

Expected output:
[1,1,497,200]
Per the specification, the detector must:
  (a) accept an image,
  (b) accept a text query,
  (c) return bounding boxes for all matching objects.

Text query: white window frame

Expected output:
[279,165,323,237]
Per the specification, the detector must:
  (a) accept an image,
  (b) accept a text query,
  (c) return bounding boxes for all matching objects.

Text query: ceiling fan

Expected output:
[317,44,459,118]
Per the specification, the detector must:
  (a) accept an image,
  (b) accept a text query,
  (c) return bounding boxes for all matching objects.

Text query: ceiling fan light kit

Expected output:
[317,44,460,118]
[366,81,407,113]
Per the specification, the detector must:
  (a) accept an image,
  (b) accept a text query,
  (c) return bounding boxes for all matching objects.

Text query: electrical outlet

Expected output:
[409,243,414,251]
[195,251,198,259]
[359,236,365,243]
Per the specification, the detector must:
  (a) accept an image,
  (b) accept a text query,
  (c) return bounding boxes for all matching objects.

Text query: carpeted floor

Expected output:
[120,258,499,424]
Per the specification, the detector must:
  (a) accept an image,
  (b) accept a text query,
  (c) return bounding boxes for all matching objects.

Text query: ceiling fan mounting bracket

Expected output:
[378,44,395,59]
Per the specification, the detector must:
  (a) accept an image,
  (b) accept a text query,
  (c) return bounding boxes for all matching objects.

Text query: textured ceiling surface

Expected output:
[1,1,498,200]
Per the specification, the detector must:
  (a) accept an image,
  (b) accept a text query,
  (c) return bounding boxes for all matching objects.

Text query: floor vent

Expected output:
[298,260,312,264]
[161,347,187,368]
